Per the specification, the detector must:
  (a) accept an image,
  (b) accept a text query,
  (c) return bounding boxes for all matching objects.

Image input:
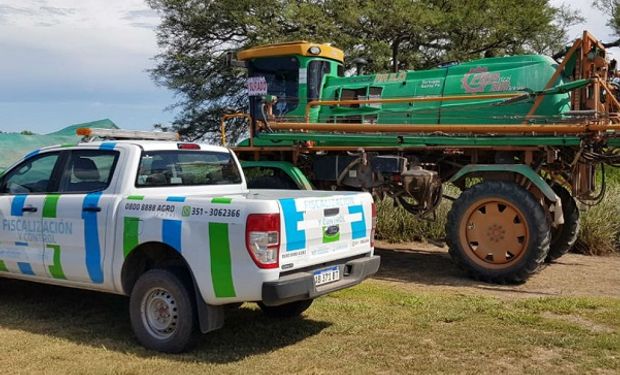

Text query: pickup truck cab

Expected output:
[0,130,379,352]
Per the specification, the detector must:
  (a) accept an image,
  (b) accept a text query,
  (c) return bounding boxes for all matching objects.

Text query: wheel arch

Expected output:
[121,242,191,295]
[449,164,558,203]
[121,242,225,334]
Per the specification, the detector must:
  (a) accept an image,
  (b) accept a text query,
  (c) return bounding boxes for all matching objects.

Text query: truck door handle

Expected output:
[22,206,38,213]
[324,208,340,217]
[83,206,101,212]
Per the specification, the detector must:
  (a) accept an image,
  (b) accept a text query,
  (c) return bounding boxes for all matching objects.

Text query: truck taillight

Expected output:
[246,213,280,269]
[177,143,201,150]
[371,202,377,248]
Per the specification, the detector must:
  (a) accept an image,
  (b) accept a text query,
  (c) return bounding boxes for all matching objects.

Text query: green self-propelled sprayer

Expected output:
[225,31,620,283]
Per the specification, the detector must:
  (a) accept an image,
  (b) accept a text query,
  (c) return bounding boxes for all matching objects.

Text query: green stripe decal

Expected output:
[43,194,60,218]
[127,195,144,200]
[209,222,236,298]
[46,244,66,279]
[123,217,141,257]
[0,260,7,272]
[211,197,232,204]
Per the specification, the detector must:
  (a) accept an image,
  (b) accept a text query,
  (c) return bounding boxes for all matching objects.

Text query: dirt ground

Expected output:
[374,240,620,298]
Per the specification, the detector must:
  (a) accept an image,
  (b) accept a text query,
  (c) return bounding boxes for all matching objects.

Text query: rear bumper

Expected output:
[261,255,381,306]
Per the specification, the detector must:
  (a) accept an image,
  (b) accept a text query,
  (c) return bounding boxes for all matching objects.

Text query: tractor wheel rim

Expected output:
[459,197,529,268]
[141,287,178,339]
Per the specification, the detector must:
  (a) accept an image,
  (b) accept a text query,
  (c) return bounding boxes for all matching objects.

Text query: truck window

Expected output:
[59,150,119,193]
[0,153,60,194]
[244,166,299,189]
[136,151,242,187]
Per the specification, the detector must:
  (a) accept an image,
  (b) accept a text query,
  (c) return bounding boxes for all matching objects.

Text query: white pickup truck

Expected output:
[0,130,379,352]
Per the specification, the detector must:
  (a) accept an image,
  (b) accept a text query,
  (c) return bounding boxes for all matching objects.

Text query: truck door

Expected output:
[0,152,62,277]
[46,149,119,285]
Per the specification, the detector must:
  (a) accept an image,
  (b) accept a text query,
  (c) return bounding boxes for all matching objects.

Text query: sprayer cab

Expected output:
[237,41,344,122]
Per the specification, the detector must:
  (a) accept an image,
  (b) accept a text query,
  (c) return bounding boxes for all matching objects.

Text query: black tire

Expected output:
[129,269,198,353]
[546,184,580,262]
[257,299,313,318]
[446,181,550,284]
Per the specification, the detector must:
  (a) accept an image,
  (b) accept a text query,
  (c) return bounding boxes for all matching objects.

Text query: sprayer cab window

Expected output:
[248,57,299,117]
[308,60,331,101]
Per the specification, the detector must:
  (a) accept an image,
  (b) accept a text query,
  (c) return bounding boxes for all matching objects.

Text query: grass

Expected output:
[575,184,620,255]
[0,278,618,374]
[375,185,457,243]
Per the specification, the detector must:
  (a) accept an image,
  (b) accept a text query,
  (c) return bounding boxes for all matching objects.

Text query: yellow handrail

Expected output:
[269,121,620,134]
[303,93,526,122]
[220,113,252,146]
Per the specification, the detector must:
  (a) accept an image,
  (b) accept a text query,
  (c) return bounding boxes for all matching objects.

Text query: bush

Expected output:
[376,180,620,256]
[375,185,456,243]
[574,184,620,256]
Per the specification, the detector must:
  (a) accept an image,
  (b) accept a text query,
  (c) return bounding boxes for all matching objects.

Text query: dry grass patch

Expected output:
[0,278,618,374]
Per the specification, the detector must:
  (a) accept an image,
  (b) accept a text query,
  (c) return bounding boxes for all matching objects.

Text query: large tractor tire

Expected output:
[446,181,550,284]
[546,184,580,262]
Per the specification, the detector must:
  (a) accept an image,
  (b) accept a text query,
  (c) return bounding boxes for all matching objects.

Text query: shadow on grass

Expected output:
[374,246,465,285]
[0,279,330,362]
[373,246,557,296]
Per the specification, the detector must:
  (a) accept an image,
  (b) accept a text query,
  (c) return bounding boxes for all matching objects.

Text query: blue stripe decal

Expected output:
[17,262,35,275]
[11,195,27,216]
[24,149,40,159]
[15,242,34,275]
[163,220,182,252]
[166,196,186,202]
[279,199,306,251]
[82,192,104,283]
[348,205,367,240]
[99,142,116,150]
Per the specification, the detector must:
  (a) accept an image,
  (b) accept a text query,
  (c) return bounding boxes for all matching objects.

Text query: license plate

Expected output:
[314,266,340,286]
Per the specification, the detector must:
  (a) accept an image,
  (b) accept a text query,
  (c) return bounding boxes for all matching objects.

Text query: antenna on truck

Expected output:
[76,128,179,142]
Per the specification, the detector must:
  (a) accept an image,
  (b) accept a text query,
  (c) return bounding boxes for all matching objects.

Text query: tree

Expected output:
[148,0,581,142]
[594,0,620,36]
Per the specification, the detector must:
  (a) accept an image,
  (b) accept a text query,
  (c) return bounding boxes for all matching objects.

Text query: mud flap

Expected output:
[195,287,225,334]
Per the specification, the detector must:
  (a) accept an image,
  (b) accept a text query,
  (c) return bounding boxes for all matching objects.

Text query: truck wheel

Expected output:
[129,269,198,353]
[446,181,550,284]
[257,299,313,318]
[546,184,580,262]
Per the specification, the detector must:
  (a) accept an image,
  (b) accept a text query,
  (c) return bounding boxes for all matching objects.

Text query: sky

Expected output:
[0,0,617,134]
[0,0,174,133]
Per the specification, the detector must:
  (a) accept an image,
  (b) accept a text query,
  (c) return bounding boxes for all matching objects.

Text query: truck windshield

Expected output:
[136,151,242,187]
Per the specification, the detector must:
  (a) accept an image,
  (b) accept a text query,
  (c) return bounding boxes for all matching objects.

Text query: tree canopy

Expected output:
[148,0,582,142]
[594,1,620,36]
